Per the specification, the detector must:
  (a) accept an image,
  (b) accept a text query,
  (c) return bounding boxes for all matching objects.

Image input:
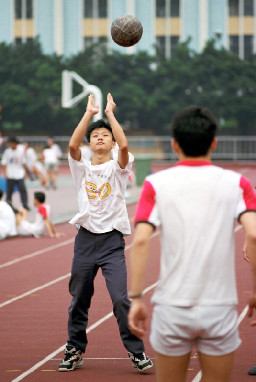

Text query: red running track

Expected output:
[1,163,256,382]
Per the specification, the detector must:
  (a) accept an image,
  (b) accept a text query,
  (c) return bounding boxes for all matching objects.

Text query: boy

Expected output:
[1,136,30,210]
[58,93,153,372]
[16,191,62,238]
[128,106,256,382]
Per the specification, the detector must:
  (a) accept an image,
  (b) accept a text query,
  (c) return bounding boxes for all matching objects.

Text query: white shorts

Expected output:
[17,221,43,238]
[150,304,241,356]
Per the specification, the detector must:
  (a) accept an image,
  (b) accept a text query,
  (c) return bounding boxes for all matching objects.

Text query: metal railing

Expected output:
[1,135,256,161]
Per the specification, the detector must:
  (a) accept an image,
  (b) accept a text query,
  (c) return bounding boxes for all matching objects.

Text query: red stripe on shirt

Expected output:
[134,180,156,223]
[240,176,256,209]
[38,204,48,219]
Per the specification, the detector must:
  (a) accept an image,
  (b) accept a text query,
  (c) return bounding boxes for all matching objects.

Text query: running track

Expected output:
[1,162,256,382]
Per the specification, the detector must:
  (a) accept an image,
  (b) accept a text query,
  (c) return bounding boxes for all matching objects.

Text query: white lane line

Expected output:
[0,231,159,309]
[0,274,71,308]
[0,217,137,270]
[10,284,156,382]
[0,239,74,269]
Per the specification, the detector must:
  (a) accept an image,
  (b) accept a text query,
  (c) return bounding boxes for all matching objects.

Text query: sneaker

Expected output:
[58,345,83,372]
[128,352,153,372]
[248,365,256,375]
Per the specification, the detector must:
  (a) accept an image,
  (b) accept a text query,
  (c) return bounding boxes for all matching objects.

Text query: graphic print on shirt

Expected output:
[85,181,111,200]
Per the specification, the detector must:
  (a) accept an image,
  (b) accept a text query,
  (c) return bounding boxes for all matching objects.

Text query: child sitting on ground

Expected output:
[16,191,63,238]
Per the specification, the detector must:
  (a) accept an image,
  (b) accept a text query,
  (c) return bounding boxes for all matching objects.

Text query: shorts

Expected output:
[45,163,58,171]
[17,220,43,238]
[150,304,241,357]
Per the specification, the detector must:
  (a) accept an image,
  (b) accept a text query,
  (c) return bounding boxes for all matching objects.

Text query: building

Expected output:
[0,0,255,59]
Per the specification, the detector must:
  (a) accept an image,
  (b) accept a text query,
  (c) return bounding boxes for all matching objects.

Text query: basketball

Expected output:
[111,15,143,47]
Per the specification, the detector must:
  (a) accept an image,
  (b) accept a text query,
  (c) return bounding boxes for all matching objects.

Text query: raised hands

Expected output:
[105,93,116,115]
[86,94,99,116]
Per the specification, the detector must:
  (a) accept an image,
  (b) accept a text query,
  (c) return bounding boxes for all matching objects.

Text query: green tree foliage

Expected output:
[0,39,256,136]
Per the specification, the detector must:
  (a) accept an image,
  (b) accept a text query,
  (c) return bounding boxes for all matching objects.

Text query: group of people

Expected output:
[54,92,256,382]
[0,188,62,240]
[0,135,64,240]
[1,92,256,382]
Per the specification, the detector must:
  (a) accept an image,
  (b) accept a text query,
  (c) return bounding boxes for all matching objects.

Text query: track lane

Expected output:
[1,164,256,382]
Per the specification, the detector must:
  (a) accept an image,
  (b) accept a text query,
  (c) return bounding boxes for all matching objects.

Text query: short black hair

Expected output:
[86,119,115,143]
[34,191,45,203]
[8,136,19,144]
[171,106,218,157]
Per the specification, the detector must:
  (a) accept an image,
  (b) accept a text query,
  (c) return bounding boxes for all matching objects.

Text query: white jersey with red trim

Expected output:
[135,161,256,307]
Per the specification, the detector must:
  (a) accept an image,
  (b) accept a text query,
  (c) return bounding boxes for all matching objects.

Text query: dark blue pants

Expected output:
[6,178,28,208]
[67,227,145,354]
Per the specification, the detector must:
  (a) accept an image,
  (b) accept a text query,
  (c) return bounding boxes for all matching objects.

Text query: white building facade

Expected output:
[0,0,255,59]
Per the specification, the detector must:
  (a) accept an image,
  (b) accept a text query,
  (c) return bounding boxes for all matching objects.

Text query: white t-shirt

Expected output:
[68,153,134,235]
[51,143,62,163]
[43,147,59,165]
[25,147,37,169]
[135,160,256,307]
[1,147,26,179]
[0,201,17,239]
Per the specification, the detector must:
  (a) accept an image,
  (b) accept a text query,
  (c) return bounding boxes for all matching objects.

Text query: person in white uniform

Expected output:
[0,189,17,240]
[58,93,153,373]
[1,136,29,210]
[128,106,256,382]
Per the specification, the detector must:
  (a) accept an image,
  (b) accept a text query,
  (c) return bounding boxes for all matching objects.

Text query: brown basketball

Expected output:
[111,15,143,47]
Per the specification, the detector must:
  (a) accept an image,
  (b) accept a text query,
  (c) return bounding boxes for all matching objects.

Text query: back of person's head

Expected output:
[0,189,3,200]
[8,136,19,145]
[86,119,115,143]
[34,191,45,204]
[171,106,218,157]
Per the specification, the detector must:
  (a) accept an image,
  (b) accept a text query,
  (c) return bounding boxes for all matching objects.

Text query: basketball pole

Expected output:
[61,70,103,120]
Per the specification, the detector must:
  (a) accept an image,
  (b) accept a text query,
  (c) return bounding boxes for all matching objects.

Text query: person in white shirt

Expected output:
[0,189,17,240]
[58,93,153,373]
[23,142,46,185]
[1,136,29,210]
[128,106,256,382]
[42,138,62,190]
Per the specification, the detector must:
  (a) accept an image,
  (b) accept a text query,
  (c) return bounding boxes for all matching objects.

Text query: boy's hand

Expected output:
[105,93,116,115]
[86,94,99,115]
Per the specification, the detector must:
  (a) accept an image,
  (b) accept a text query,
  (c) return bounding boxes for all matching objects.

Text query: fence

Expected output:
[2,136,256,161]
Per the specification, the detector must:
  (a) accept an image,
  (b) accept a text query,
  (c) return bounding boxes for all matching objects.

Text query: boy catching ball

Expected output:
[58,93,153,373]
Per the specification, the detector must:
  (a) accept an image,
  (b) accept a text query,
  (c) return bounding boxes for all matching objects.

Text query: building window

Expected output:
[84,0,107,18]
[171,36,179,54]
[99,0,107,18]
[156,36,165,54]
[244,0,254,15]
[26,0,33,19]
[156,0,180,17]
[171,0,180,17]
[156,0,165,17]
[84,0,93,18]
[15,0,22,19]
[84,37,93,47]
[229,35,239,54]
[15,0,33,19]
[229,0,239,16]
[244,35,253,59]
[15,38,22,45]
